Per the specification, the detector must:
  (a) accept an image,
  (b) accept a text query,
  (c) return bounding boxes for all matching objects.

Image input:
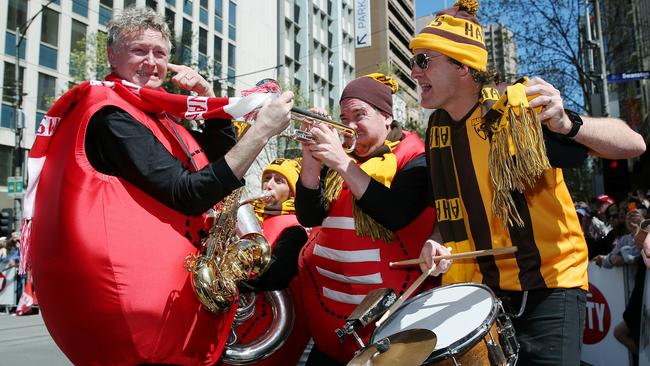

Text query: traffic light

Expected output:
[602,158,630,198]
[0,208,14,236]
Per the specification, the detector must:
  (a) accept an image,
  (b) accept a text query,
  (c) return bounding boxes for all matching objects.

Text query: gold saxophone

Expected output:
[184,189,272,313]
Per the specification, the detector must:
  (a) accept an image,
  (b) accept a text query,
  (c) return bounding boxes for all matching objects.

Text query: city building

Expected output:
[484,23,518,83]
[355,0,418,125]
[236,0,356,111]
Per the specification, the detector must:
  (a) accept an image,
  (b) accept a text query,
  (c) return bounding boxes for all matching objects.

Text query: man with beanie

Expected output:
[295,73,440,365]
[411,0,646,365]
[220,158,309,366]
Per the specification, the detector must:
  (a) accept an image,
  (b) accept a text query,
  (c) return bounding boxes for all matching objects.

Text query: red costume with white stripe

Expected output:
[298,132,436,363]
[30,85,235,365]
[221,214,309,366]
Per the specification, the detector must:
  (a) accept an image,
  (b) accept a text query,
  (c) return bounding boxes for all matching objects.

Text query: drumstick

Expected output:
[375,268,432,328]
[389,247,518,268]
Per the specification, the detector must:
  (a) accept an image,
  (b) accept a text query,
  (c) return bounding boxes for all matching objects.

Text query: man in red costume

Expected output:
[220,158,309,366]
[295,73,442,365]
[21,7,293,366]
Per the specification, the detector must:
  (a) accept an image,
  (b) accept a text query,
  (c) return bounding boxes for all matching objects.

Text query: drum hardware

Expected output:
[389,247,519,268]
[376,268,432,327]
[496,303,520,366]
[335,288,397,348]
[347,329,438,366]
[486,334,506,365]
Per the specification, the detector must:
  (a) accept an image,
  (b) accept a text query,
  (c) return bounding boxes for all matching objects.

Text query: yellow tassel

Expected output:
[457,0,479,16]
[323,169,344,211]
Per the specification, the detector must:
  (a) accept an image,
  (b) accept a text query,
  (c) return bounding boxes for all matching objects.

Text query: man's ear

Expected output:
[107,47,117,68]
[457,63,470,77]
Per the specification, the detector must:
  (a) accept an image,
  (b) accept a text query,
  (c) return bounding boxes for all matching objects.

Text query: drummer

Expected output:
[411,1,645,365]
[295,73,440,365]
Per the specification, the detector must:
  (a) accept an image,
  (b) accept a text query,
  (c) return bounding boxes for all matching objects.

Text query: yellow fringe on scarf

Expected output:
[323,142,398,242]
[252,198,296,222]
[486,82,550,227]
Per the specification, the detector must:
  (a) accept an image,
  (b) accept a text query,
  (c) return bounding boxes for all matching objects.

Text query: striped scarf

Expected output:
[19,75,277,274]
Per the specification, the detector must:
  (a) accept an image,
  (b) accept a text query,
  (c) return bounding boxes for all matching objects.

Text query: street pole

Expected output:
[594,0,610,117]
[12,0,58,231]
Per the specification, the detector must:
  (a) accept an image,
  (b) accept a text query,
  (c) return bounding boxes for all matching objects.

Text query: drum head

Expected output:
[372,283,497,357]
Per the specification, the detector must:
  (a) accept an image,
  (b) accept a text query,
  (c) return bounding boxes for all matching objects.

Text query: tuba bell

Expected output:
[184,189,271,313]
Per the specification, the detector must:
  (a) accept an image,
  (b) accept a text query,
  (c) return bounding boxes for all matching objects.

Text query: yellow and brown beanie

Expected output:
[409,0,487,72]
[340,73,399,117]
[263,158,302,195]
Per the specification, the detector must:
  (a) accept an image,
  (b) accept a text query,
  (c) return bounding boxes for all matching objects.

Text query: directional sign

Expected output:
[7,176,23,198]
[355,0,371,48]
[607,71,650,83]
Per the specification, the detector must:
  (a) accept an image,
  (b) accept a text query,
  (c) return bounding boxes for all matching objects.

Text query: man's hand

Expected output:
[168,63,215,97]
[307,123,352,173]
[525,77,572,135]
[419,239,452,276]
[253,91,294,138]
[593,255,605,267]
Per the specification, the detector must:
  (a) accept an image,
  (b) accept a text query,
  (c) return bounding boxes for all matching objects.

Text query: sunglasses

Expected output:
[409,53,444,70]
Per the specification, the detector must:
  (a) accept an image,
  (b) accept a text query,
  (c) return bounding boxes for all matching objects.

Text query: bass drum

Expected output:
[372,283,518,365]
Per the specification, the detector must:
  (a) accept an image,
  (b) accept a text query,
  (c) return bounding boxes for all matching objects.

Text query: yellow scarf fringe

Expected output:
[323,150,395,242]
[486,82,551,227]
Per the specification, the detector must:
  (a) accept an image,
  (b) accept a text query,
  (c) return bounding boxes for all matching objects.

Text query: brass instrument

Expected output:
[280,107,358,153]
[184,189,272,313]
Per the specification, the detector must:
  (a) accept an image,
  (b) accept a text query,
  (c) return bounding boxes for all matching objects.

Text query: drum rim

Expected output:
[371,282,500,364]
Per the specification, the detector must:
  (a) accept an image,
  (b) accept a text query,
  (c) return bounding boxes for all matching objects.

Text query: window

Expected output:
[213,36,222,78]
[227,43,235,81]
[70,20,87,76]
[124,0,136,7]
[4,32,26,59]
[99,0,113,26]
[72,0,89,17]
[37,73,56,112]
[146,0,158,9]
[184,0,193,15]
[181,19,193,64]
[199,0,208,24]
[7,1,27,31]
[228,1,236,40]
[167,0,176,5]
[0,146,13,186]
[165,8,176,33]
[214,0,223,33]
[198,28,208,71]
[41,8,59,47]
[3,62,24,104]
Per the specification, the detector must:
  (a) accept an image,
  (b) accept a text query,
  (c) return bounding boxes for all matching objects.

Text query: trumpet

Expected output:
[280,107,357,153]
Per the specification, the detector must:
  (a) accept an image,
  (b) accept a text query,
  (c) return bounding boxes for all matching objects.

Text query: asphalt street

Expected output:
[0,312,72,365]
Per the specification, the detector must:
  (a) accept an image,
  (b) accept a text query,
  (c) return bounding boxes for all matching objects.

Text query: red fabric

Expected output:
[298,132,437,363]
[30,85,235,365]
[15,276,35,316]
[219,214,310,366]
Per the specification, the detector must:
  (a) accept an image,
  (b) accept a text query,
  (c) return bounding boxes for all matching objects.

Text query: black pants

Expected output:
[495,287,587,366]
[304,345,345,366]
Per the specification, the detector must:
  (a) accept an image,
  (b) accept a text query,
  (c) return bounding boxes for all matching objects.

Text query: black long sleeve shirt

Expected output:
[85,106,243,216]
[295,154,431,232]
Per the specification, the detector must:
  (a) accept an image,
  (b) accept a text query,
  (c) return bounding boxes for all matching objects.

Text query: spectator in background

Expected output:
[593,209,644,267]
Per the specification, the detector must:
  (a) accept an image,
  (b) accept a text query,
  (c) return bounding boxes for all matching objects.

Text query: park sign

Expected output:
[607,71,650,83]
[7,176,23,198]
[355,0,371,48]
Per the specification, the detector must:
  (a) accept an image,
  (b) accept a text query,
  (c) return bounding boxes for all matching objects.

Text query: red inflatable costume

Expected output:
[298,132,437,363]
[27,82,236,365]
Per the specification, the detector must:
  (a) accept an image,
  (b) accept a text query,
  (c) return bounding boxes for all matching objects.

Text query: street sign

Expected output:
[607,71,650,83]
[355,0,371,48]
[7,176,23,198]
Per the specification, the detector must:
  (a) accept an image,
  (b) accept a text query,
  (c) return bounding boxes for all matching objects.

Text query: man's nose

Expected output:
[144,51,156,64]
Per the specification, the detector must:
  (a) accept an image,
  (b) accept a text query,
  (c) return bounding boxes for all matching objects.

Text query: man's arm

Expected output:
[224,92,294,179]
[526,77,646,159]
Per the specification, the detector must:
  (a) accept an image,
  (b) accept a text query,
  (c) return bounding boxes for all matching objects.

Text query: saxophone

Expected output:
[184,189,272,313]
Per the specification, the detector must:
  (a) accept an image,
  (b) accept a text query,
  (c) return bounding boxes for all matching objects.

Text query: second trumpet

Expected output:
[280,107,357,153]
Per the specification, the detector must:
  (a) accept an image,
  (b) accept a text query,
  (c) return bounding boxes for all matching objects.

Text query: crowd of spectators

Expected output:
[0,232,23,313]
[576,189,649,364]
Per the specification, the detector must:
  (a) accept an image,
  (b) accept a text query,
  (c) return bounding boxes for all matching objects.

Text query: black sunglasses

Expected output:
[409,53,443,70]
